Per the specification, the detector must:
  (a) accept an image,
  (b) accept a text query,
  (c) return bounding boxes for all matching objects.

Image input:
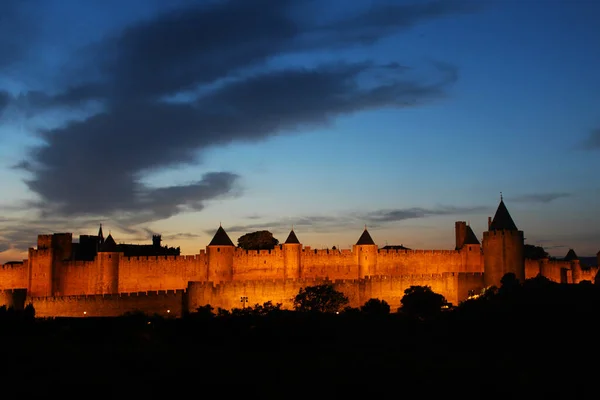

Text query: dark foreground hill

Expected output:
[1,279,600,398]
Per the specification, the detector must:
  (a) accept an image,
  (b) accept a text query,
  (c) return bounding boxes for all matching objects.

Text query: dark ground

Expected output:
[1,306,598,398]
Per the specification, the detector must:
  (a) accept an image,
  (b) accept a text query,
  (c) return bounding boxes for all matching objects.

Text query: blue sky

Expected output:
[1,0,599,263]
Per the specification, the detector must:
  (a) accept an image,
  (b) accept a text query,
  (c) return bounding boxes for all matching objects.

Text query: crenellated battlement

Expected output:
[378,249,459,255]
[27,289,186,302]
[1,262,24,269]
[302,248,353,257]
[483,230,523,237]
[234,248,284,257]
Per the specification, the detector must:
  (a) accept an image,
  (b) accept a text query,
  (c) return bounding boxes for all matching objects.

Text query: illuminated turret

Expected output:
[283,228,302,279]
[353,227,378,279]
[483,197,524,288]
[97,233,120,294]
[207,225,235,282]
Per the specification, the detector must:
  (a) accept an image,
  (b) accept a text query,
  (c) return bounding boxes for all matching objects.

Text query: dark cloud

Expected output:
[320,0,481,45]
[219,205,488,237]
[363,205,487,222]
[510,193,570,204]
[581,128,600,150]
[11,0,475,227]
[0,91,9,113]
[0,0,32,69]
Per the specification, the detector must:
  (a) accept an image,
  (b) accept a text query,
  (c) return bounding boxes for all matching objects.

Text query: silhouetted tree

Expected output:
[499,272,521,295]
[249,300,283,316]
[237,230,279,250]
[195,304,215,318]
[400,285,448,319]
[293,284,349,313]
[360,298,390,315]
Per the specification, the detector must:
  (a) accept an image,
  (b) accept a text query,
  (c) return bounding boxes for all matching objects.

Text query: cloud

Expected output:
[0,0,33,69]
[510,192,570,204]
[363,205,487,222]
[0,91,9,113]
[581,128,600,150]
[8,0,475,228]
[0,243,10,253]
[219,205,488,237]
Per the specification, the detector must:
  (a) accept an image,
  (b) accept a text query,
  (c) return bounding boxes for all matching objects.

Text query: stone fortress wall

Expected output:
[1,200,598,317]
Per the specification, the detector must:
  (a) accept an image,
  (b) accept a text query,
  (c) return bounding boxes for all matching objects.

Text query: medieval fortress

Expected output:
[0,199,598,317]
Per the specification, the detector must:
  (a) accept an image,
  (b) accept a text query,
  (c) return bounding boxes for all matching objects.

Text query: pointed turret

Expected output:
[100,234,117,252]
[354,227,377,278]
[208,225,235,247]
[98,224,104,245]
[356,227,375,245]
[283,228,302,279]
[206,224,235,282]
[564,249,578,261]
[483,196,525,288]
[463,225,480,245]
[489,199,518,231]
[284,229,300,244]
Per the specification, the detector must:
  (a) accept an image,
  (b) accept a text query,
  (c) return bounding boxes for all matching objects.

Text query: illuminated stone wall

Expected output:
[29,289,184,318]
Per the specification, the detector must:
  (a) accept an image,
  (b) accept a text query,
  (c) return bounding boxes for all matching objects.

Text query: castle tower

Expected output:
[455,221,468,250]
[207,225,235,282]
[564,248,581,283]
[97,224,105,252]
[283,228,302,279]
[483,197,524,288]
[96,233,120,294]
[457,223,482,272]
[27,235,54,297]
[353,227,378,279]
[28,233,73,297]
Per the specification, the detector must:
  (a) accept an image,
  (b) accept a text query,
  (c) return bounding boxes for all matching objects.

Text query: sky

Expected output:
[1,0,599,263]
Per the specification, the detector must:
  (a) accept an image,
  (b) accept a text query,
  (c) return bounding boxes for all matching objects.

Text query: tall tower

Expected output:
[206,225,235,282]
[483,197,524,288]
[353,227,378,279]
[283,228,302,279]
[97,224,105,253]
[97,233,120,294]
[456,222,482,272]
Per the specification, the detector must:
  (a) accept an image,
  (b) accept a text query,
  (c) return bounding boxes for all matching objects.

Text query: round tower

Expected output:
[207,225,235,282]
[353,227,378,279]
[483,197,524,288]
[97,233,120,294]
[283,228,302,279]
[564,249,581,283]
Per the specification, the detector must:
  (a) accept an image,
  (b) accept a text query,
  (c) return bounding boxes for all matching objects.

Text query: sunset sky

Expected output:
[1,0,599,263]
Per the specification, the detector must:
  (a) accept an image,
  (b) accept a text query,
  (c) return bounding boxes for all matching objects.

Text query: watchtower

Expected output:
[482,197,524,288]
[283,228,302,279]
[206,225,235,282]
[353,227,378,278]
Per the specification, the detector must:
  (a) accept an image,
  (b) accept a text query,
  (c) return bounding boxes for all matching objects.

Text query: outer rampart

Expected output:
[28,290,185,318]
[0,262,28,290]
[186,272,485,313]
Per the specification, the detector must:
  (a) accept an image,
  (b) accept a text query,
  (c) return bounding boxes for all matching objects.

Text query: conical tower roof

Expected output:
[208,225,235,246]
[284,229,300,244]
[489,199,518,231]
[100,234,117,252]
[463,225,480,245]
[98,224,104,244]
[356,227,375,245]
[564,248,578,261]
